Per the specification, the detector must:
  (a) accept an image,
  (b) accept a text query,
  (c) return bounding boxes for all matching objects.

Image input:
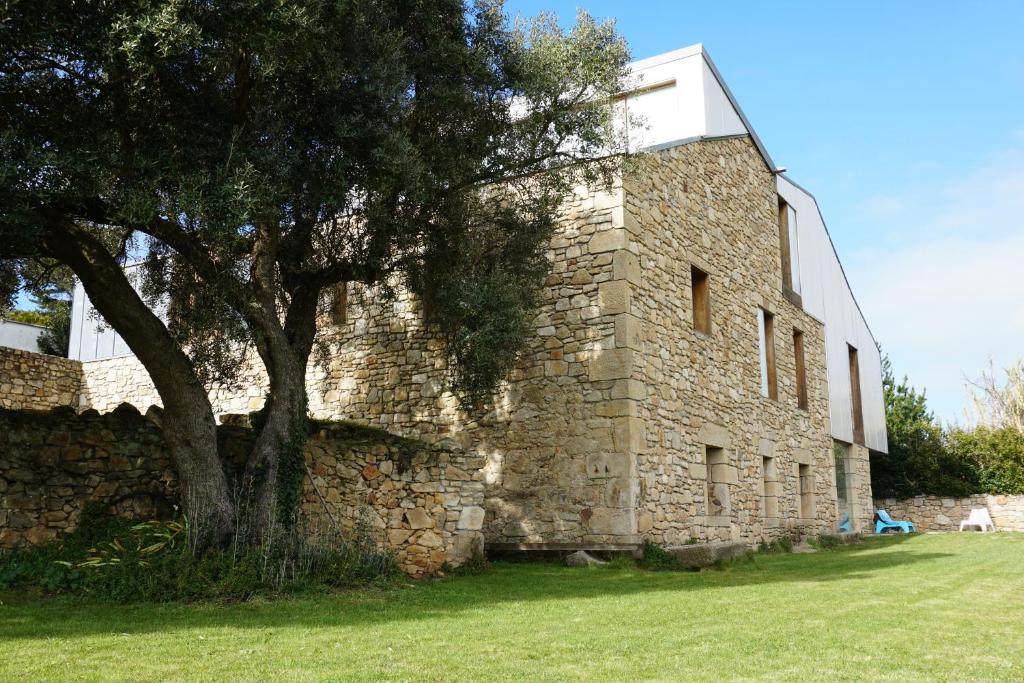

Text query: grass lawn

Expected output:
[1,533,1023,682]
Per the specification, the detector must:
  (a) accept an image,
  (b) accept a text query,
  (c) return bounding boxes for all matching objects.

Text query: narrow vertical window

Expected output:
[691,266,711,335]
[848,344,865,445]
[793,329,808,409]
[778,198,801,296]
[758,309,777,400]
[331,282,348,325]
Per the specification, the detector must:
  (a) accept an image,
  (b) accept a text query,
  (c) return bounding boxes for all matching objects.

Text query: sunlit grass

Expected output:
[2,533,1022,682]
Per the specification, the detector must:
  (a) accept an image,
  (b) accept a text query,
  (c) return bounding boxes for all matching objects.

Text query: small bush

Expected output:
[808,534,843,551]
[758,536,793,554]
[0,510,399,603]
[639,541,681,571]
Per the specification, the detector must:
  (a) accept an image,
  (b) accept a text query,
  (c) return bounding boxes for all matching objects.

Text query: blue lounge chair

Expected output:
[875,509,916,534]
[839,513,851,533]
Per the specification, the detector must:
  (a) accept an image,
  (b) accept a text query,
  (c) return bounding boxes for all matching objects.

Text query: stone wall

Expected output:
[68,135,869,549]
[874,494,1024,532]
[0,346,81,411]
[624,136,847,544]
[77,180,639,547]
[0,406,484,576]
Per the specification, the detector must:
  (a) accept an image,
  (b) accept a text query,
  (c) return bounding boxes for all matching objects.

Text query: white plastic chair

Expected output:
[959,508,996,532]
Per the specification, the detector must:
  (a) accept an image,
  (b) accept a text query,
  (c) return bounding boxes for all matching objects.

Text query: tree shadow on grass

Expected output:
[0,535,956,642]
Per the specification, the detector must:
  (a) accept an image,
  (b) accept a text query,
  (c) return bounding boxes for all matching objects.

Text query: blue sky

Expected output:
[506,0,1024,423]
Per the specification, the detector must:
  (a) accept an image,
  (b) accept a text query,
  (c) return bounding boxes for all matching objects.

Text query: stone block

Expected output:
[457,505,486,530]
[589,348,634,381]
[405,508,434,529]
[598,280,632,315]
[588,228,628,254]
[612,250,641,284]
[710,463,738,485]
[614,313,643,350]
[697,422,730,449]
[587,507,635,536]
[612,417,646,454]
[665,541,748,569]
[610,379,647,400]
[585,453,631,479]
[565,550,607,567]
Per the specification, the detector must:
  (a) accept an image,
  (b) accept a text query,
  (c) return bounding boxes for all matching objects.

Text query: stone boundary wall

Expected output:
[874,495,1024,532]
[0,406,484,576]
[0,346,81,411]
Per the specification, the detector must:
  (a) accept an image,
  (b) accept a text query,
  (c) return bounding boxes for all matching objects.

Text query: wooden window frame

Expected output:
[848,344,865,445]
[759,308,778,400]
[691,266,711,335]
[793,329,808,410]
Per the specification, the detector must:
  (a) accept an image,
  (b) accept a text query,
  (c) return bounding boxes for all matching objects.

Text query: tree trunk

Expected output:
[239,279,319,544]
[241,361,309,543]
[41,223,235,549]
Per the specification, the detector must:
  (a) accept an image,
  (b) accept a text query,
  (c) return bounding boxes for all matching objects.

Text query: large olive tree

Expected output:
[0,0,633,546]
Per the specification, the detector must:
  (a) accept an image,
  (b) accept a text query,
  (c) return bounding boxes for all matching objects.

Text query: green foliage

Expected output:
[808,534,844,551]
[0,510,398,603]
[639,541,682,571]
[5,309,46,326]
[757,536,794,554]
[948,426,1024,495]
[871,354,980,498]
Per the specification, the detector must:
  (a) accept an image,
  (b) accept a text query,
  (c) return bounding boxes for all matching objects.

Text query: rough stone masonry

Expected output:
[3,134,875,559]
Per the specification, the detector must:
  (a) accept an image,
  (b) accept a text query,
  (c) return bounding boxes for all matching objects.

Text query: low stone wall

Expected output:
[0,347,81,411]
[301,422,485,576]
[874,495,1024,532]
[0,406,484,576]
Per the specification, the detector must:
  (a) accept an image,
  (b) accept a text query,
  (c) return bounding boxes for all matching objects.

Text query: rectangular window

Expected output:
[798,463,815,519]
[758,309,777,400]
[330,282,348,325]
[778,198,801,296]
[848,344,865,445]
[762,456,778,520]
[691,266,711,335]
[834,441,854,531]
[705,446,731,518]
[793,329,808,409]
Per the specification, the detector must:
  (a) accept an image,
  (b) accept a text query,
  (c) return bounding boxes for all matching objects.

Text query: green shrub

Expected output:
[639,541,681,571]
[0,510,399,603]
[948,426,1024,495]
[809,534,843,551]
[758,536,793,554]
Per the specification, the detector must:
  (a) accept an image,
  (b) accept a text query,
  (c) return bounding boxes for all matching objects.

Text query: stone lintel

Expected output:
[793,448,813,466]
[697,422,731,449]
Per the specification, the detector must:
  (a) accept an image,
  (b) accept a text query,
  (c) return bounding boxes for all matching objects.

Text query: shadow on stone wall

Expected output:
[0,404,485,576]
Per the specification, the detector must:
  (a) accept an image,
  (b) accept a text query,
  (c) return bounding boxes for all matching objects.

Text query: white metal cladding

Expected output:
[0,318,43,353]
[69,263,144,362]
[777,175,888,453]
[622,44,748,151]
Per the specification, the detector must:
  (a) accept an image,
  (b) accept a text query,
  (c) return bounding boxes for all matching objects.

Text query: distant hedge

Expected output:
[871,426,1024,499]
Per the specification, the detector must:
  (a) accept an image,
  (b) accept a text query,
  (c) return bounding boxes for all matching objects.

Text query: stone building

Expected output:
[64,45,888,552]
